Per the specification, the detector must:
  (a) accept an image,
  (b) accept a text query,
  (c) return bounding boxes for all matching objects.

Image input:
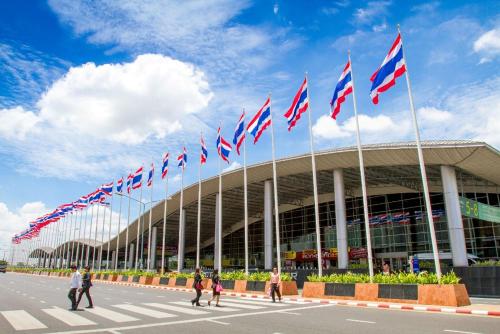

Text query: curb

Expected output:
[13,273,500,318]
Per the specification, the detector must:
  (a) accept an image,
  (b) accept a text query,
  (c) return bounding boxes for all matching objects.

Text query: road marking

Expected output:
[172,301,241,312]
[113,304,176,319]
[206,319,230,325]
[144,303,209,315]
[43,307,96,326]
[210,301,265,310]
[346,319,376,324]
[223,299,288,307]
[40,300,46,303]
[156,295,165,298]
[1,310,47,330]
[279,311,301,315]
[85,306,139,323]
[444,330,483,334]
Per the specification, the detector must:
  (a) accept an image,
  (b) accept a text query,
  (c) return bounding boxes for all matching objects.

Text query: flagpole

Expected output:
[349,52,375,281]
[86,205,95,266]
[99,203,108,270]
[115,190,123,271]
[161,169,169,275]
[76,208,84,267]
[398,25,442,279]
[243,109,249,276]
[269,95,282,274]
[106,191,114,270]
[217,124,224,273]
[178,158,185,272]
[92,204,101,271]
[81,205,90,267]
[147,161,154,271]
[70,211,78,266]
[124,187,132,270]
[135,181,143,271]
[305,73,324,276]
[196,133,202,269]
[67,213,75,268]
[57,218,66,268]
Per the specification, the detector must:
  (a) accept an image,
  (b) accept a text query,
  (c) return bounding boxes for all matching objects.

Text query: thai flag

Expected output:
[233,111,245,155]
[370,33,406,104]
[284,78,309,131]
[216,127,232,163]
[330,60,353,119]
[89,190,104,204]
[126,174,133,194]
[162,153,169,179]
[147,163,154,187]
[200,136,208,165]
[74,196,89,210]
[177,147,187,169]
[247,97,272,144]
[101,182,114,196]
[132,166,143,189]
[117,177,124,193]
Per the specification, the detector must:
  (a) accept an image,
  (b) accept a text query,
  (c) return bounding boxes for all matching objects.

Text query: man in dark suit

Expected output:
[76,266,93,309]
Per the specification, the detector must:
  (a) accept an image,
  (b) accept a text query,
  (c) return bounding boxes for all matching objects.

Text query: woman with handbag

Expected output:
[191,268,203,306]
[208,269,222,307]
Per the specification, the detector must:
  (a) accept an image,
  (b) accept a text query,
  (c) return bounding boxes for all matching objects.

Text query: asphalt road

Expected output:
[0,272,498,334]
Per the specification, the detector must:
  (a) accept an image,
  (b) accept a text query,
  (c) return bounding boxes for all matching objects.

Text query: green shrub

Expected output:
[248,272,271,281]
[220,271,247,280]
[307,271,460,284]
[473,260,500,267]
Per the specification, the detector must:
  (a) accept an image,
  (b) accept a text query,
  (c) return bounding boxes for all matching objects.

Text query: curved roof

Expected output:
[91,141,500,252]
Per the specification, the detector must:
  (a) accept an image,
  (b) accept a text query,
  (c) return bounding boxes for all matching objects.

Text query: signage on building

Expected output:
[460,196,500,224]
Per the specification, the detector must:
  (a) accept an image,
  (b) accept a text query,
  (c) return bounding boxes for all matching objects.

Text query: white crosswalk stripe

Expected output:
[209,301,265,309]
[1,310,47,331]
[84,306,139,322]
[113,304,177,318]
[222,298,289,307]
[172,301,242,312]
[144,303,210,315]
[43,307,97,326]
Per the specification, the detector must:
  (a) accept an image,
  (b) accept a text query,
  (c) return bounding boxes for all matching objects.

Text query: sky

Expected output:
[1,0,499,254]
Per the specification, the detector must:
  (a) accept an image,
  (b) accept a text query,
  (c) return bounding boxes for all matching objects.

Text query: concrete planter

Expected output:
[220,280,236,290]
[246,280,267,292]
[151,277,162,286]
[418,284,470,307]
[168,277,176,287]
[159,277,169,285]
[128,275,140,283]
[119,275,129,282]
[378,284,418,302]
[303,282,325,298]
[185,278,194,289]
[175,277,187,286]
[452,266,500,297]
[107,274,118,282]
[354,283,378,301]
[264,281,298,296]
[139,276,153,285]
[95,273,101,280]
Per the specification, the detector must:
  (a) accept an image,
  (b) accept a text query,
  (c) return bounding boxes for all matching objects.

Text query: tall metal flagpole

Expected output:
[217,130,222,274]
[114,189,123,271]
[147,161,154,271]
[124,186,132,270]
[86,204,95,266]
[135,181,144,271]
[242,109,249,276]
[349,52,375,280]
[99,204,108,270]
[92,204,101,271]
[269,96,282,274]
[161,164,169,274]
[70,211,78,266]
[81,204,90,267]
[57,219,66,268]
[76,208,84,267]
[305,74,323,276]
[106,191,114,270]
[177,156,185,272]
[196,134,202,269]
[398,26,442,279]
[67,213,75,268]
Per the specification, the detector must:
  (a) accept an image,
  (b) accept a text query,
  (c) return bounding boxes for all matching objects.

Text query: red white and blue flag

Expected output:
[284,78,309,131]
[101,182,114,196]
[247,97,271,144]
[177,147,187,169]
[147,163,154,187]
[330,60,353,119]
[126,174,133,194]
[370,33,406,104]
[116,177,124,193]
[132,166,143,190]
[200,135,208,165]
[216,127,232,163]
[161,153,169,179]
[233,111,245,155]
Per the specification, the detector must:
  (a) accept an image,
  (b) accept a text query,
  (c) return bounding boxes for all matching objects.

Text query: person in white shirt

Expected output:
[68,265,82,311]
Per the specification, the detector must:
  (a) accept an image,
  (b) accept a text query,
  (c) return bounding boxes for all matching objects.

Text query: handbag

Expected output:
[215,283,223,292]
[195,282,204,290]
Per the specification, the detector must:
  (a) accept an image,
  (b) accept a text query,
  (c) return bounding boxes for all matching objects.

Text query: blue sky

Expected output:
[1,0,499,250]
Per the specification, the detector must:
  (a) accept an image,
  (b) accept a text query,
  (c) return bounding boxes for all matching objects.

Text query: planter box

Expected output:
[102,274,109,280]
[452,266,500,297]
[168,277,176,287]
[175,277,187,286]
[139,276,153,285]
[107,274,118,282]
[303,282,325,298]
[264,281,298,296]
[151,277,161,286]
[378,284,418,301]
[355,283,378,301]
[132,275,140,283]
[159,277,169,285]
[220,280,235,290]
[120,275,129,282]
[246,280,266,292]
[418,284,470,307]
[186,278,194,289]
[95,273,101,280]
[325,283,356,297]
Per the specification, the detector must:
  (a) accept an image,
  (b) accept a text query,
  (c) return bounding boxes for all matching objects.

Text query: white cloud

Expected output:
[312,115,350,139]
[473,28,500,63]
[372,22,387,32]
[38,54,212,145]
[274,3,279,15]
[353,1,391,25]
[223,161,242,173]
[417,107,452,123]
[0,201,48,250]
[0,107,40,140]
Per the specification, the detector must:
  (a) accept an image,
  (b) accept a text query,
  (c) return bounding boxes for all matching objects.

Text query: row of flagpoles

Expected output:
[11,27,442,280]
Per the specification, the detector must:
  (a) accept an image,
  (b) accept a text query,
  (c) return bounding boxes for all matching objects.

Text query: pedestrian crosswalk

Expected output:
[0,297,296,332]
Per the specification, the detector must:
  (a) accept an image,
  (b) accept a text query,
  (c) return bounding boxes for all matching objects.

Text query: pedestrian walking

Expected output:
[270,267,281,303]
[208,269,222,307]
[191,268,204,306]
[68,265,82,311]
[76,265,93,309]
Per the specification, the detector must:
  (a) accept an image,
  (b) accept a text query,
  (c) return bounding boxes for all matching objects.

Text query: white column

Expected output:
[178,209,186,270]
[334,169,349,269]
[111,250,117,269]
[264,180,273,270]
[441,165,468,267]
[128,243,135,268]
[150,226,157,269]
[214,193,221,270]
